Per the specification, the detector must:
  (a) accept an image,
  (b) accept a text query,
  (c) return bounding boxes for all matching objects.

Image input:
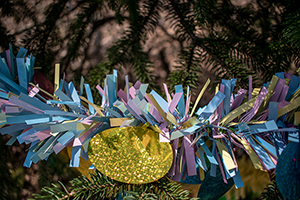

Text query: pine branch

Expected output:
[67,1,106,61]
[104,0,161,86]
[32,171,198,200]
[25,0,68,51]
[186,42,196,72]
[260,171,284,200]
[167,0,230,74]
[21,0,68,76]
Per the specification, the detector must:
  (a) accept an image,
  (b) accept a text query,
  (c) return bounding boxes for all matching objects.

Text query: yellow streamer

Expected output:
[8,92,18,98]
[294,111,300,126]
[252,88,261,99]
[235,137,263,170]
[79,96,104,116]
[167,111,178,126]
[54,63,60,93]
[216,140,236,170]
[110,118,132,127]
[258,75,278,113]
[277,96,300,118]
[190,78,210,117]
[220,97,257,126]
[147,94,171,126]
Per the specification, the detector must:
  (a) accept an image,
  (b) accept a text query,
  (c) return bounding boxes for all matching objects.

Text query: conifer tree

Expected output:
[1,0,299,89]
[1,0,300,199]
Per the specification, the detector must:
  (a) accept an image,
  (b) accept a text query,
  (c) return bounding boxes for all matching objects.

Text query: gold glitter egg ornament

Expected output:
[88,126,173,184]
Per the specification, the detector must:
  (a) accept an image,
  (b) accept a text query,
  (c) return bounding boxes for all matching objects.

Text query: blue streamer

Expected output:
[197,91,226,120]
[70,146,81,167]
[286,75,300,100]
[84,83,95,115]
[175,85,185,117]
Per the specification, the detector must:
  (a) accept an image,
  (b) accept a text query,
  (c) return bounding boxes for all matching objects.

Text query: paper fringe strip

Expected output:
[0,46,299,189]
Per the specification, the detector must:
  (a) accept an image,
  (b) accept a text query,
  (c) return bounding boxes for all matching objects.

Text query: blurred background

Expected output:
[1,0,300,199]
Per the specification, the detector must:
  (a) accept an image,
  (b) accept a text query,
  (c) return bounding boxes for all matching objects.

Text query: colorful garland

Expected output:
[0,47,299,199]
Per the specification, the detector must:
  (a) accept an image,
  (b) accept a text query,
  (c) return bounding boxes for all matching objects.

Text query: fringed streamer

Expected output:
[0,46,299,189]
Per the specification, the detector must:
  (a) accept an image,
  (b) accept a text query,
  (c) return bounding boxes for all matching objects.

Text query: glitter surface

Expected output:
[88,126,173,184]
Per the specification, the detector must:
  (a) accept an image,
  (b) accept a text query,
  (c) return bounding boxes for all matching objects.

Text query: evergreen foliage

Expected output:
[31,170,198,200]
[0,137,22,200]
[1,0,300,199]
[283,8,300,67]
[1,0,299,90]
[260,172,284,200]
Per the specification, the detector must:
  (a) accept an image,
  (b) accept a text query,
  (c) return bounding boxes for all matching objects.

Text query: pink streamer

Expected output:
[28,86,39,97]
[169,138,179,176]
[184,95,191,121]
[96,85,105,96]
[117,89,127,103]
[36,129,51,140]
[163,83,171,105]
[215,146,228,184]
[133,81,142,90]
[129,86,136,99]
[240,87,268,122]
[169,92,182,113]
[231,89,247,111]
[183,135,197,176]
[278,85,289,102]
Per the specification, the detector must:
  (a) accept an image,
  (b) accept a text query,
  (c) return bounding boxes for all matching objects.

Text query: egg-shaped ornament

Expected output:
[88,126,173,184]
